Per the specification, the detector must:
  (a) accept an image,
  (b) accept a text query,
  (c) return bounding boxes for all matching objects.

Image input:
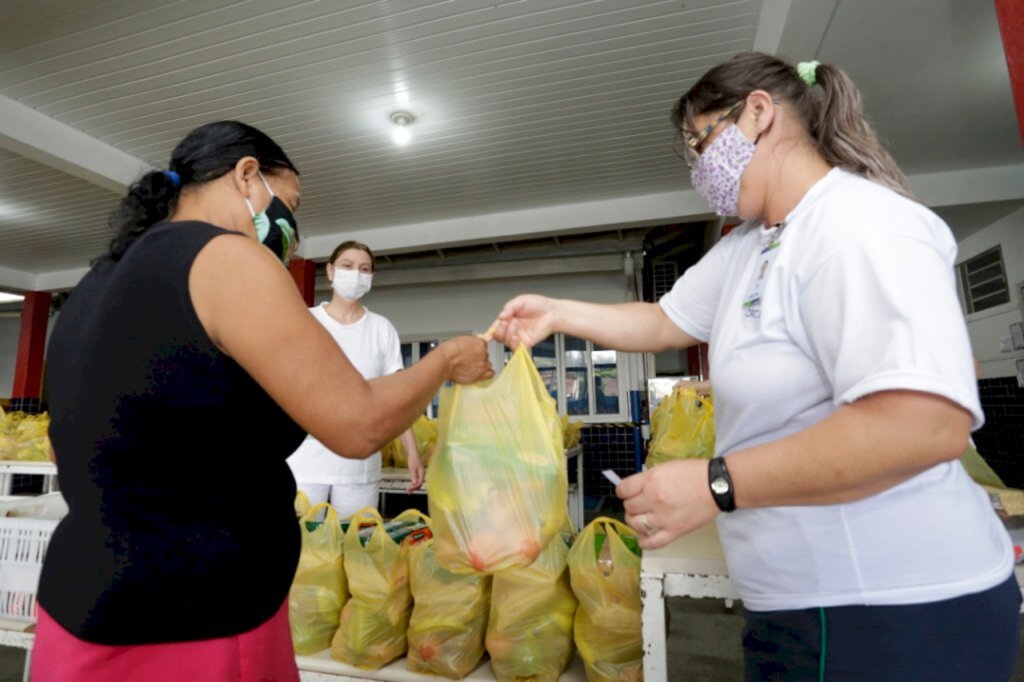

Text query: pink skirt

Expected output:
[30,599,299,682]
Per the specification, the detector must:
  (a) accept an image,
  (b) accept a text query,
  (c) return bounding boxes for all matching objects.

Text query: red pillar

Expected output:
[288,259,317,307]
[11,291,51,405]
[996,0,1024,145]
[687,343,710,380]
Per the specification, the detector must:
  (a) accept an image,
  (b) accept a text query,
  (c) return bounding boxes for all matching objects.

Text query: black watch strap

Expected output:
[708,457,736,513]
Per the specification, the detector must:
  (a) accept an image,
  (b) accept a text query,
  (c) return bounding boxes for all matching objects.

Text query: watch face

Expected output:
[711,477,731,495]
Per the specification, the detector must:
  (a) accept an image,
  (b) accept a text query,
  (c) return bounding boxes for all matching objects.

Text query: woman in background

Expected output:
[288,240,425,518]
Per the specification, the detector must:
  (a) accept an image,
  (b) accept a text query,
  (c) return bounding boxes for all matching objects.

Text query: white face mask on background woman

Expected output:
[331,267,373,300]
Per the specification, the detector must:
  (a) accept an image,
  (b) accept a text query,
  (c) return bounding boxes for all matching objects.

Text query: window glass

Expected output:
[563,335,589,416]
[593,344,620,415]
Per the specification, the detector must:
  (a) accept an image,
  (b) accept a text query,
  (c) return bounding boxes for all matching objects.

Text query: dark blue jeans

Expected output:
[743,574,1021,681]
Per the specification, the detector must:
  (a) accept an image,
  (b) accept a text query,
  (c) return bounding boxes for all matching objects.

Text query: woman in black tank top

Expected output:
[34,121,493,682]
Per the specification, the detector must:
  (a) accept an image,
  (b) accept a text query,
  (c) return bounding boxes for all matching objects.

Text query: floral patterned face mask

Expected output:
[690,123,757,216]
[243,172,298,263]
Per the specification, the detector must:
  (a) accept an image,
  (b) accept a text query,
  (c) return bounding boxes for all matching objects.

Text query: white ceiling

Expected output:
[0,0,1021,290]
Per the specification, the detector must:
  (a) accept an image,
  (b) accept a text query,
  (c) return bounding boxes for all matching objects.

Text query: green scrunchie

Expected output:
[797,60,820,87]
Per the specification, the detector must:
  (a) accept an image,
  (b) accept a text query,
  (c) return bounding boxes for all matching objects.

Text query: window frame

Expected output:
[957,245,1011,315]
[400,331,470,419]
[503,333,632,423]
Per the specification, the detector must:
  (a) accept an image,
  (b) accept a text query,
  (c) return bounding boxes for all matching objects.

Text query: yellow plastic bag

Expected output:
[295,490,312,518]
[290,502,348,655]
[331,508,420,669]
[0,411,51,461]
[392,416,439,468]
[428,346,567,575]
[562,415,583,449]
[961,443,1005,489]
[407,516,491,679]
[485,515,577,682]
[646,386,715,467]
[568,517,643,682]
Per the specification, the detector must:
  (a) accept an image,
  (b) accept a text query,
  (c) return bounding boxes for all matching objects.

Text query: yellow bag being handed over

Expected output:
[407,516,491,679]
[428,346,567,574]
[646,386,715,467]
[568,517,643,682]
[331,508,423,669]
[485,515,577,682]
[290,502,347,655]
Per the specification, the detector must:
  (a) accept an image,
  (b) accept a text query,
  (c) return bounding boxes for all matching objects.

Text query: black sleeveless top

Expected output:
[39,221,306,645]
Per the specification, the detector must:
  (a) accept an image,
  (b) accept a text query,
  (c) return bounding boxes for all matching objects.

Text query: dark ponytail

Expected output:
[106,171,181,261]
[104,120,298,261]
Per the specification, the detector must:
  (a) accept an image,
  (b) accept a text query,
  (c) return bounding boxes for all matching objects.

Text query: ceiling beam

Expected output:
[0,266,35,292]
[318,254,627,290]
[298,188,715,261]
[0,95,153,194]
[754,0,839,60]
[33,267,90,293]
[15,162,1024,293]
[909,163,1024,208]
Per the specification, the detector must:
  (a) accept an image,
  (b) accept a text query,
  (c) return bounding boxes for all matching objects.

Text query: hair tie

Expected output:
[163,170,181,188]
[797,60,820,87]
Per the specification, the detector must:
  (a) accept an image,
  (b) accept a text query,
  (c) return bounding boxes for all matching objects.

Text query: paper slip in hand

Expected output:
[602,469,623,486]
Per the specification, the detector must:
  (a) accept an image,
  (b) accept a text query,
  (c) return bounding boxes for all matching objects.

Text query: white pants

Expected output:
[297,481,380,520]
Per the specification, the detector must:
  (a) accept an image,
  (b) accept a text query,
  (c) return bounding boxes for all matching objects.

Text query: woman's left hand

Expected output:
[617,459,720,550]
[406,450,425,493]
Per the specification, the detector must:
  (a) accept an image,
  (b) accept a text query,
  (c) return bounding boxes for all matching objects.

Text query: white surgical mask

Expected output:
[331,267,373,300]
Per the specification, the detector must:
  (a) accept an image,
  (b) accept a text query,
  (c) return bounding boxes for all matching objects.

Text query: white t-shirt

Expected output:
[287,304,404,484]
[660,168,1012,611]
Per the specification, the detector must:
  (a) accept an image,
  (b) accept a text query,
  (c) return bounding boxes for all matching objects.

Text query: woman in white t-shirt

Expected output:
[288,241,424,518]
[492,53,1019,679]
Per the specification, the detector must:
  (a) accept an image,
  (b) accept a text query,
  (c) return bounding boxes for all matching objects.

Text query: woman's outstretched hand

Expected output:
[489,295,560,349]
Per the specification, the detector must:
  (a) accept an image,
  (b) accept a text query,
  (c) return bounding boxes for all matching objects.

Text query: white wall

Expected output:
[0,317,21,398]
[348,271,630,338]
[957,206,1024,379]
[317,269,648,405]
[0,314,57,399]
[0,271,635,398]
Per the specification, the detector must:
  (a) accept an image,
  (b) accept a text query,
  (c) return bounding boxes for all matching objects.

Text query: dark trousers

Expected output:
[743,574,1022,681]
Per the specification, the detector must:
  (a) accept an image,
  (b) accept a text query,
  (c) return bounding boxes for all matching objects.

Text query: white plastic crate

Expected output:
[0,517,57,621]
[0,493,68,520]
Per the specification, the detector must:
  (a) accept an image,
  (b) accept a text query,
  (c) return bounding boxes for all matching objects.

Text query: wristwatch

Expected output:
[708,457,736,512]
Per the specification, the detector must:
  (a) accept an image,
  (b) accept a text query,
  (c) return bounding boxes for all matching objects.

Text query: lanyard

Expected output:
[741,223,785,319]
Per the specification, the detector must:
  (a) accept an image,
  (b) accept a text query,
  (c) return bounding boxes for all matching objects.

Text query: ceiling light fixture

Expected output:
[390,111,415,146]
[0,292,25,304]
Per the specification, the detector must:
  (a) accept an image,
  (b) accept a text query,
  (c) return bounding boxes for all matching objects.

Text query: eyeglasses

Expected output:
[675,101,745,167]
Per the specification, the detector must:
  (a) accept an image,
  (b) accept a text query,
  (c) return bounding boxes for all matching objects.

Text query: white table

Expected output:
[640,522,1024,681]
[0,462,58,496]
[379,445,585,530]
[297,649,586,682]
[640,522,738,682]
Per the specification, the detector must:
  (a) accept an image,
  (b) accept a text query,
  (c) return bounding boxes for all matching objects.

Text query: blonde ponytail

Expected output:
[812,63,914,199]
